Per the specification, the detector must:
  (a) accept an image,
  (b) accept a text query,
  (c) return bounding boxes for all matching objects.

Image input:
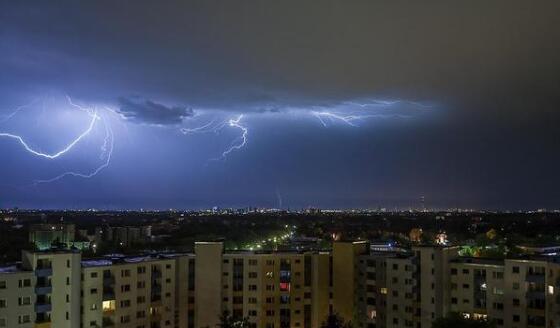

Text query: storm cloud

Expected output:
[117,97,194,125]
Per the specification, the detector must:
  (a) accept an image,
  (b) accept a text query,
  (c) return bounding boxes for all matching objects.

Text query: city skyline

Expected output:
[1,1,560,210]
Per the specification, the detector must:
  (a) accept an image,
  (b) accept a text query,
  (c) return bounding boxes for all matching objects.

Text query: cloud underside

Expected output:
[117,97,194,125]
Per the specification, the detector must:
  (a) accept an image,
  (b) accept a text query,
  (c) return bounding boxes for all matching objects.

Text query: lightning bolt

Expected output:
[217,115,248,160]
[0,96,116,184]
[33,115,114,184]
[180,119,218,135]
[311,111,366,127]
[0,108,99,159]
[181,114,249,160]
[0,99,39,124]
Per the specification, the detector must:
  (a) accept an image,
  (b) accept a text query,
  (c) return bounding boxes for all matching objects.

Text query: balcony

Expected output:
[103,275,115,286]
[35,286,52,295]
[151,284,162,294]
[34,322,51,328]
[102,317,115,327]
[35,268,53,277]
[526,273,545,283]
[526,290,546,299]
[102,289,115,301]
[35,303,52,313]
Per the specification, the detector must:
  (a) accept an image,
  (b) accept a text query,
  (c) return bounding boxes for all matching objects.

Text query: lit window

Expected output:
[102,300,115,312]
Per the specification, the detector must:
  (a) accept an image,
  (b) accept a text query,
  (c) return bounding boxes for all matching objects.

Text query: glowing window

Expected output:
[102,300,115,312]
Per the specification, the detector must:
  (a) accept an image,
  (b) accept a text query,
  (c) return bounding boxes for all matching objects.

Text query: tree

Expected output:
[217,310,250,328]
[432,313,496,328]
[321,313,353,328]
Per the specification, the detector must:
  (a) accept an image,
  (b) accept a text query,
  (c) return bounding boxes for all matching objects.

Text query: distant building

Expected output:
[29,224,76,250]
[94,225,151,247]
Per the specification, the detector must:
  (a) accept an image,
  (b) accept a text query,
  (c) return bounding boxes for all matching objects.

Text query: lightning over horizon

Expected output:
[0,96,117,185]
[0,98,100,160]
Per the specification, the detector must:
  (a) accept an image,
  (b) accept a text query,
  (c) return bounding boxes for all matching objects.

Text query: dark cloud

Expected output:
[117,97,194,125]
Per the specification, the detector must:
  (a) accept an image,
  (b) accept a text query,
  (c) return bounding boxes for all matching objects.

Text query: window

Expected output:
[90,288,98,294]
[18,315,30,324]
[0,318,6,328]
[462,269,469,274]
[121,284,131,292]
[121,270,131,277]
[249,259,258,266]
[493,287,504,295]
[90,272,98,278]
[0,300,5,308]
[137,266,146,274]
[512,282,520,290]
[512,266,519,274]
[493,271,504,279]
[120,300,131,308]
[103,300,116,311]
[19,279,31,287]
[0,281,5,289]
[120,315,131,323]
[493,302,504,310]
[248,272,258,278]
[451,268,457,275]
[513,315,520,322]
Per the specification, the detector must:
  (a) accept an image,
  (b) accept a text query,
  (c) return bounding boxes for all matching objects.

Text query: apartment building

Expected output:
[2,241,560,328]
[195,241,331,328]
[0,249,81,328]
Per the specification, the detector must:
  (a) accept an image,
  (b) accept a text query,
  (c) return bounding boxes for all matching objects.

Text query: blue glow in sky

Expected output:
[1,1,559,210]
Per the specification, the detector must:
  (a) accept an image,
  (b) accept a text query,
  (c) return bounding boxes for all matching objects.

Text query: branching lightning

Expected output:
[219,115,248,159]
[181,114,248,160]
[0,97,99,159]
[310,99,430,127]
[311,111,367,127]
[0,96,116,184]
[33,115,114,185]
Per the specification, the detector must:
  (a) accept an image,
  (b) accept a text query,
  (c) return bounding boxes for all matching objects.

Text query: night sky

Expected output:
[1,1,559,210]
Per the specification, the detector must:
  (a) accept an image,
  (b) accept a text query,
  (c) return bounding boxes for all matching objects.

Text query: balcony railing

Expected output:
[35,268,53,277]
[35,303,52,313]
[35,286,52,295]
[526,273,545,283]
